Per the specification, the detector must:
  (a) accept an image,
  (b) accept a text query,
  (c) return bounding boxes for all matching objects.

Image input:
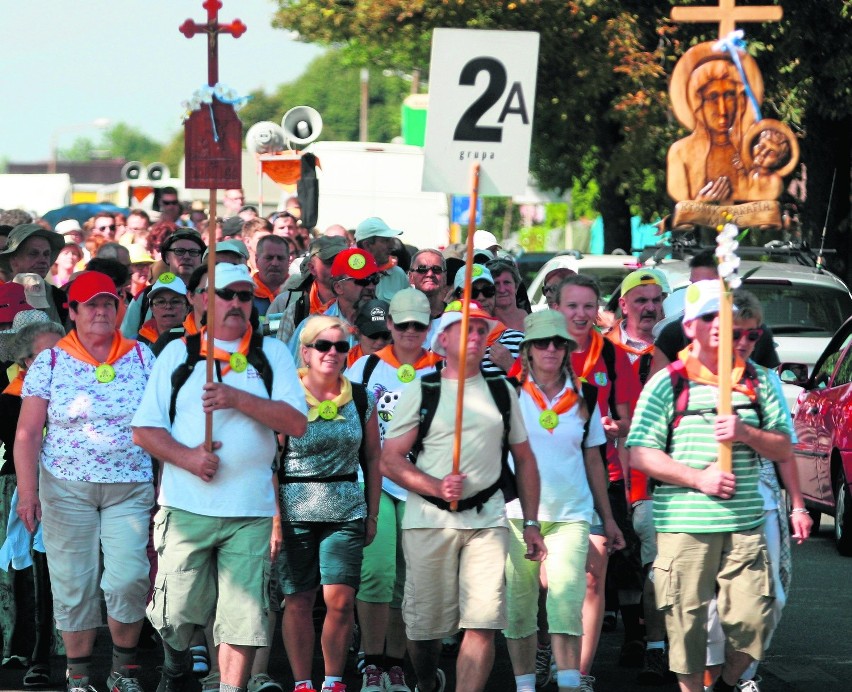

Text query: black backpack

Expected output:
[169,331,273,425]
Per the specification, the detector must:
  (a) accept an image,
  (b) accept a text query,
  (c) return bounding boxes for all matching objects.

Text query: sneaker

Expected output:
[67,676,98,692]
[321,683,347,692]
[382,665,411,692]
[361,665,383,692]
[107,665,145,692]
[413,668,445,692]
[535,643,554,688]
[619,639,645,668]
[355,652,367,675]
[293,685,314,691]
[578,675,595,692]
[156,670,196,692]
[190,644,210,677]
[737,678,761,691]
[637,648,670,685]
[249,673,285,692]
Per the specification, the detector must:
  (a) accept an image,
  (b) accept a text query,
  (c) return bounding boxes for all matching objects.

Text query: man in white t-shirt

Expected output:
[381,301,546,692]
[132,263,308,692]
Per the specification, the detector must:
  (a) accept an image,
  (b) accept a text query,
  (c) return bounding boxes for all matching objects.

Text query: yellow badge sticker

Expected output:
[685,283,702,304]
[95,363,116,384]
[472,265,483,278]
[397,364,416,383]
[318,400,338,420]
[159,272,177,285]
[539,409,558,430]
[445,300,462,312]
[348,253,367,271]
[230,352,248,373]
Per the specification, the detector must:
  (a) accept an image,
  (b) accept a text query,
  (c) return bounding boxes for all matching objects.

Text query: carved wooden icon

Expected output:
[184,99,243,189]
[667,1,796,229]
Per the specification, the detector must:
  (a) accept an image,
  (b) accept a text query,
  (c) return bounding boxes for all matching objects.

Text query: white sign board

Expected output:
[422,29,540,196]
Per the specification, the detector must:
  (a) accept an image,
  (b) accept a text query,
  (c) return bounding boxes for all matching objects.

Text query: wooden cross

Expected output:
[671,0,782,38]
[179,0,247,86]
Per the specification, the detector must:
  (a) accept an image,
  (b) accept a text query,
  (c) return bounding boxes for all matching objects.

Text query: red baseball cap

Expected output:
[331,249,380,280]
[0,283,29,324]
[68,271,119,305]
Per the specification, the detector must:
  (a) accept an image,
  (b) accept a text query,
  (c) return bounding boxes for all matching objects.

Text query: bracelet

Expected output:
[790,507,809,515]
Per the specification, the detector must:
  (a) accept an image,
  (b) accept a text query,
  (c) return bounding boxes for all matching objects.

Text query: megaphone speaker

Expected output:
[282,107,323,149]
[246,121,286,155]
[147,162,170,182]
[121,161,144,181]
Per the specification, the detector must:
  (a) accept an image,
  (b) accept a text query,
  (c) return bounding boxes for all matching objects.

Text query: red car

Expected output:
[790,315,852,556]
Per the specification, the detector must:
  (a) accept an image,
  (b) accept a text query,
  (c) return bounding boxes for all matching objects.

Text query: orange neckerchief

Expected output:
[346,344,365,369]
[309,282,335,315]
[377,260,395,272]
[677,346,757,401]
[575,329,604,381]
[487,321,508,347]
[197,327,252,377]
[56,330,136,368]
[373,345,444,370]
[253,273,278,302]
[3,369,25,396]
[606,319,653,357]
[138,318,160,344]
[183,313,200,336]
[521,378,579,434]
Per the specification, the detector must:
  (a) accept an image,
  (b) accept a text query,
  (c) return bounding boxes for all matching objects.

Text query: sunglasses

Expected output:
[214,288,253,302]
[96,224,116,231]
[411,265,445,275]
[151,298,187,309]
[307,339,351,354]
[733,327,764,342]
[366,331,391,341]
[456,285,496,299]
[340,274,381,287]
[393,321,428,333]
[699,312,719,323]
[170,247,203,258]
[160,199,180,206]
[531,336,572,351]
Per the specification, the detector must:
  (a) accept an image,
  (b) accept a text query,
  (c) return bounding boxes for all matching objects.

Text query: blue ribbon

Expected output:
[204,91,252,143]
[714,30,762,122]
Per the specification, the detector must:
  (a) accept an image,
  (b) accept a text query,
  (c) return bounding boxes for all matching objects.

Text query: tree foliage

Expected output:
[60,123,164,164]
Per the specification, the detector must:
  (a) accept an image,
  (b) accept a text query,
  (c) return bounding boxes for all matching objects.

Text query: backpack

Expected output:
[169,331,273,425]
[409,372,599,513]
[600,338,621,420]
[663,358,763,454]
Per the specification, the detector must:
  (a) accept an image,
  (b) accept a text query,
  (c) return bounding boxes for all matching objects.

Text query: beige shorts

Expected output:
[631,500,658,567]
[402,526,508,640]
[654,528,774,675]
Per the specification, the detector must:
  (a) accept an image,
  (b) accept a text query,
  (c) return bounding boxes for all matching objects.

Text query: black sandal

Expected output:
[23,663,51,689]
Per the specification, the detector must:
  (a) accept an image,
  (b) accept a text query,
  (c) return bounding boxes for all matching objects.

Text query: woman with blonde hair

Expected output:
[277,315,381,692]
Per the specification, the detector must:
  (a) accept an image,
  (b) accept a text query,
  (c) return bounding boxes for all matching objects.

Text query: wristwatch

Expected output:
[523,519,541,530]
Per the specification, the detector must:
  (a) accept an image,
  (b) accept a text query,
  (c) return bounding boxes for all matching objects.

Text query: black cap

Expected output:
[355,299,390,337]
[160,229,205,256]
[221,216,244,237]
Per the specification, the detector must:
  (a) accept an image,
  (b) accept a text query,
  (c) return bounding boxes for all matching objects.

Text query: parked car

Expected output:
[789,316,852,555]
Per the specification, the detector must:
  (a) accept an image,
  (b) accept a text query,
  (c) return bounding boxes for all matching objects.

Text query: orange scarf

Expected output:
[373,345,443,370]
[487,321,508,347]
[138,318,160,344]
[3,370,25,396]
[253,273,278,302]
[606,319,653,357]
[521,378,579,434]
[183,313,200,336]
[575,329,604,382]
[198,327,252,377]
[56,330,136,368]
[309,282,335,315]
[346,344,365,368]
[677,347,757,401]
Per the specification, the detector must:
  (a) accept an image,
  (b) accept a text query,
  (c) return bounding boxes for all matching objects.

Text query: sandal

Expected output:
[23,663,51,689]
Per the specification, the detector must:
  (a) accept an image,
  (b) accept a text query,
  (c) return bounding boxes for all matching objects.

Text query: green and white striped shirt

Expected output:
[626,364,790,533]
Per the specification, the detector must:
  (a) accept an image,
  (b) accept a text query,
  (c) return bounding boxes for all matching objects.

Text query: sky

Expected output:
[1,1,324,163]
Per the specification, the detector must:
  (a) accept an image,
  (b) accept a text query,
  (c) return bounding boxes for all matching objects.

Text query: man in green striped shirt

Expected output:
[627,280,792,692]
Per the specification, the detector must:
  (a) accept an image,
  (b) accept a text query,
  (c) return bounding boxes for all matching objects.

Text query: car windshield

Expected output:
[744,282,852,337]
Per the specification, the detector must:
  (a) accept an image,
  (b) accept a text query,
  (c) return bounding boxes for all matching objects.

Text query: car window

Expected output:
[833,348,852,387]
[812,331,852,387]
[744,284,852,337]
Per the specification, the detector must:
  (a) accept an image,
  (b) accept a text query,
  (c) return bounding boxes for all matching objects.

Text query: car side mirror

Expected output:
[778,362,809,387]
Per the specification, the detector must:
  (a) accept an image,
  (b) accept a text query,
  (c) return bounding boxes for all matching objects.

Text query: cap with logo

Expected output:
[389,288,431,326]
[453,263,494,291]
[431,300,498,356]
[331,249,379,280]
[682,280,737,323]
[619,268,669,297]
[149,273,189,299]
[0,283,30,324]
[354,299,390,337]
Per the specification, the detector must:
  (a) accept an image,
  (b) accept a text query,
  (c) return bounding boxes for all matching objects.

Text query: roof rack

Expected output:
[635,238,835,269]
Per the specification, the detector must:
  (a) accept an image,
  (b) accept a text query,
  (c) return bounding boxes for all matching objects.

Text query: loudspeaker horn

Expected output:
[147,162,170,182]
[246,121,286,155]
[121,161,144,181]
[281,106,322,149]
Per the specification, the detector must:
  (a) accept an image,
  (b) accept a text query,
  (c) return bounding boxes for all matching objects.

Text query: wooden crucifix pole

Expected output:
[671,0,782,39]
[180,0,246,449]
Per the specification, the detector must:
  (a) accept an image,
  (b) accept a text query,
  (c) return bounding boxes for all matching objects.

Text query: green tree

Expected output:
[59,123,164,164]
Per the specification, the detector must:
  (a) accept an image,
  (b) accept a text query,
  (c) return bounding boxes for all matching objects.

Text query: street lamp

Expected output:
[48,118,112,174]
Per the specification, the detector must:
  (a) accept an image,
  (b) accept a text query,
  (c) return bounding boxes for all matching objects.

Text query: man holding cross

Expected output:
[131,263,307,692]
[626,280,792,692]
[381,300,546,692]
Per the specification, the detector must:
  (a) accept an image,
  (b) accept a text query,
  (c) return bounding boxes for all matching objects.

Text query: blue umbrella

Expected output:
[42,203,131,228]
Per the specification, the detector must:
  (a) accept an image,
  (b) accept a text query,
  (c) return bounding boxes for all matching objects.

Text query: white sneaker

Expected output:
[382,666,411,692]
